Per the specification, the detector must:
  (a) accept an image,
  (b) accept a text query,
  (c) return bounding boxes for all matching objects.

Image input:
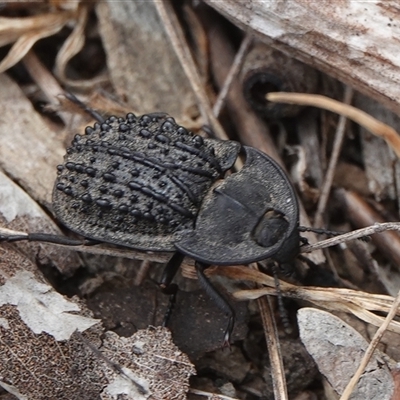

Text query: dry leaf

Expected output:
[0,10,77,73]
[101,327,196,400]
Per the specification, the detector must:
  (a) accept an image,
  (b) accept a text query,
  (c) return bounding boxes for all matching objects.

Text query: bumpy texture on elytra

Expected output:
[53,113,240,251]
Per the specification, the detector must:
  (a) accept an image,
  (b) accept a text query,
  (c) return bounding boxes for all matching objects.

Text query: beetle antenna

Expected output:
[63,90,105,123]
[298,226,370,242]
[200,124,217,139]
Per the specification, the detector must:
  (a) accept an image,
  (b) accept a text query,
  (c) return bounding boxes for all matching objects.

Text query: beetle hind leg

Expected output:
[159,252,185,327]
[195,261,235,346]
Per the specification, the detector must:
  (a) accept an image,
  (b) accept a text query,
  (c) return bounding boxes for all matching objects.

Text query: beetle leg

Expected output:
[270,262,293,335]
[0,232,99,246]
[195,261,235,346]
[159,252,184,291]
[159,252,185,327]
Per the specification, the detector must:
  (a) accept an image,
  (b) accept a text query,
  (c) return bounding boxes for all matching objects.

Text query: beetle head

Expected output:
[175,147,300,265]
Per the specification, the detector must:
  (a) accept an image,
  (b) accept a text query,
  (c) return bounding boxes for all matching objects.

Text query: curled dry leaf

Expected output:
[0,1,104,87]
[0,9,79,73]
[54,4,108,88]
[298,308,394,400]
[54,5,88,83]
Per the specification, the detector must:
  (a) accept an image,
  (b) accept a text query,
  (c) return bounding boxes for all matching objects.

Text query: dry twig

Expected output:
[267,92,400,158]
[314,87,353,227]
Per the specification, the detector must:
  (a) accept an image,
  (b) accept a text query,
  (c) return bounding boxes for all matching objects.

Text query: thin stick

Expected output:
[250,263,288,400]
[267,92,400,158]
[213,33,252,118]
[339,287,400,400]
[154,0,243,170]
[155,4,223,137]
[22,51,64,107]
[258,296,288,400]
[314,87,353,228]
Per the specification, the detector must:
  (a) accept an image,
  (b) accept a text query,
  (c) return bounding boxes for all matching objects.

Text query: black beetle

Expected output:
[2,112,300,344]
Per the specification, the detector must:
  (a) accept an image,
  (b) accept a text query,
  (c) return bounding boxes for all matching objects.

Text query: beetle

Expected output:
[1,112,300,344]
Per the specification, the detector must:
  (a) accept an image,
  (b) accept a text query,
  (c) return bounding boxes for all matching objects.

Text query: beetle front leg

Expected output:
[195,261,235,346]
